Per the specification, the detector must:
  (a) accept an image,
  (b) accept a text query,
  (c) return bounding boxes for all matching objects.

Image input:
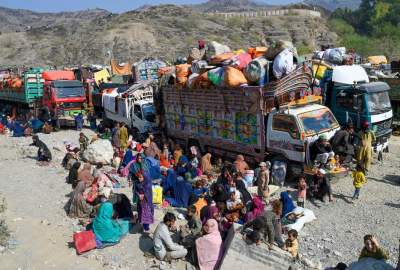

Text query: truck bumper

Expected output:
[374,130,391,153]
[58,117,76,127]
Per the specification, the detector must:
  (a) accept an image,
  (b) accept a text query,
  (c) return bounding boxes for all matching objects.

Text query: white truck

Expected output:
[102,80,158,138]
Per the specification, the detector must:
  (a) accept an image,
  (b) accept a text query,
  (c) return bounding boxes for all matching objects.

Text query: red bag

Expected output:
[86,185,98,203]
[73,230,96,254]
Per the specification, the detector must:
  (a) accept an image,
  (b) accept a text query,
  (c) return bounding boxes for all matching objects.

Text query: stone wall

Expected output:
[209,9,321,19]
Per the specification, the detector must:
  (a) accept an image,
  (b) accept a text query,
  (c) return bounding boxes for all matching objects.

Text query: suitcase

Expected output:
[73,230,96,254]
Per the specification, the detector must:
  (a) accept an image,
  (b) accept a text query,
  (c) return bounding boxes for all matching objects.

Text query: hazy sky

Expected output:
[0,0,301,13]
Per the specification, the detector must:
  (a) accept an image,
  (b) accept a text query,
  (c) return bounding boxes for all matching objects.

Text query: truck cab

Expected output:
[130,100,157,135]
[323,66,392,152]
[43,80,86,126]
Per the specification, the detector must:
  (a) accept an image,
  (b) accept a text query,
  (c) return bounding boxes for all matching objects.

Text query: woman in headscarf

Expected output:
[134,172,154,233]
[163,170,193,208]
[121,143,134,169]
[280,191,295,218]
[92,201,129,243]
[244,196,264,223]
[234,155,249,175]
[68,180,93,218]
[129,153,149,204]
[67,162,81,189]
[210,183,228,204]
[173,145,183,166]
[78,163,94,184]
[176,155,189,177]
[196,219,223,270]
[201,153,212,175]
[112,123,121,149]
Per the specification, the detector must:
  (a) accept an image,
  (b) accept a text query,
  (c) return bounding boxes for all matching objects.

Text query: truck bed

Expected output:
[161,66,313,163]
[0,72,43,105]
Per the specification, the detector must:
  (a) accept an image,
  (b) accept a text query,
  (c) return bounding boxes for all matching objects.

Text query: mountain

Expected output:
[0,7,111,33]
[0,4,336,66]
[304,0,362,11]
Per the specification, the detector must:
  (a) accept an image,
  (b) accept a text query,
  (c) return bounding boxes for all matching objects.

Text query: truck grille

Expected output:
[373,119,392,135]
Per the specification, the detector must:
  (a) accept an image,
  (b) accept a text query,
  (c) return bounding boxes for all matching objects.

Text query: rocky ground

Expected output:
[0,129,398,269]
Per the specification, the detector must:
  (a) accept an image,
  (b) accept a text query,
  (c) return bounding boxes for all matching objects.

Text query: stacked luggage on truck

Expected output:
[157,40,347,181]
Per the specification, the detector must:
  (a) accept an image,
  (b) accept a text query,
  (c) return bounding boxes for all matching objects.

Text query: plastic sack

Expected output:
[209,52,235,65]
[207,41,231,59]
[175,64,191,85]
[265,40,296,60]
[191,60,209,74]
[152,185,163,204]
[312,64,328,80]
[323,48,345,64]
[244,57,269,86]
[224,66,247,88]
[194,71,211,89]
[73,230,97,254]
[188,73,200,88]
[208,67,225,86]
[231,53,252,70]
[248,47,268,59]
[273,49,295,79]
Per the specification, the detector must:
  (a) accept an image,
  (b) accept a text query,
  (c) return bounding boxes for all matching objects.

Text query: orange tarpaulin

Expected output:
[111,59,132,76]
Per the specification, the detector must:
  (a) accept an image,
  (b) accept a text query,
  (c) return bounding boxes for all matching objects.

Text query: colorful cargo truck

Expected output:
[158,66,343,180]
[0,69,86,127]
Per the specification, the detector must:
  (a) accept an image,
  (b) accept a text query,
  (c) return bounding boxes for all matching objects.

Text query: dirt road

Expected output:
[0,130,399,269]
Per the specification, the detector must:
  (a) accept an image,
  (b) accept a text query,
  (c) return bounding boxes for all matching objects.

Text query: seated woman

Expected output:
[163,170,193,208]
[92,201,129,244]
[280,191,296,218]
[67,162,81,189]
[196,219,223,270]
[68,180,93,218]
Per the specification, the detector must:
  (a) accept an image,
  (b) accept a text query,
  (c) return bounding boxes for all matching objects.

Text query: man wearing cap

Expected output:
[331,123,355,164]
[310,134,335,166]
[257,161,271,201]
[357,121,376,172]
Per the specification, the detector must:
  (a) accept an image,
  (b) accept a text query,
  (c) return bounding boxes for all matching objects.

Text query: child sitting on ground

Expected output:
[297,175,307,208]
[352,164,367,200]
[193,178,209,199]
[180,205,202,248]
[226,188,243,212]
[283,229,299,257]
[359,234,389,261]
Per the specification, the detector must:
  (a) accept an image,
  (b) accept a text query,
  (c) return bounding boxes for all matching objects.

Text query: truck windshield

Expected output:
[299,108,338,135]
[54,86,84,98]
[142,103,155,123]
[367,91,391,114]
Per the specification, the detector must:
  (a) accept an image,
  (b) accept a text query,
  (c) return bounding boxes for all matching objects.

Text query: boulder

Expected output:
[83,139,113,165]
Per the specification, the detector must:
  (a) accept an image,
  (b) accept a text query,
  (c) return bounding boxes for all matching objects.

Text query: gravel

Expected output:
[0,130,399,269]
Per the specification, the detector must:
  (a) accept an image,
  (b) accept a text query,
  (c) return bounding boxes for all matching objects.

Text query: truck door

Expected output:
[267,113,304,163]
[335,90,364,128]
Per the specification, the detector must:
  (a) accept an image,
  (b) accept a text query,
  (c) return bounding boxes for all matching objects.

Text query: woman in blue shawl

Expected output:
[120,145,134,169]
[92,202,129,243]
[163,169,193,208]
[280,191,296,217]
[134,172,154,233]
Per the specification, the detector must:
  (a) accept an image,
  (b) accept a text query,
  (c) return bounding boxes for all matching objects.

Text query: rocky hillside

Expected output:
[0,7,111,33]
[0,4,336,67]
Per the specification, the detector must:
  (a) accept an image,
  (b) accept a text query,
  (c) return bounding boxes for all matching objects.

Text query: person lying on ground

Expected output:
[30,135,52,162]
[283,229,299,257]
[196,219,223,270]
[153,212,188,261]
[359,235,389,261]
[281,212,304,226]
